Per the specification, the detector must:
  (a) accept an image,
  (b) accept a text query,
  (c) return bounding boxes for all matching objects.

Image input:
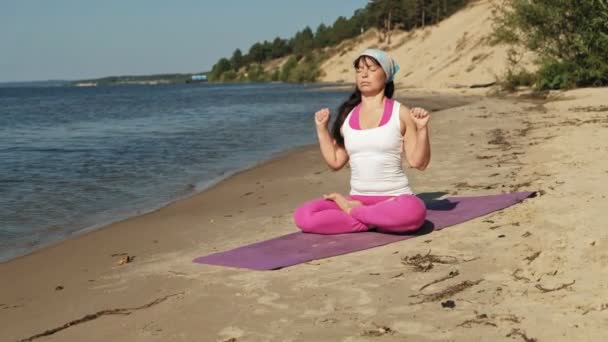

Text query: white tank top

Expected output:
[341,99,413,196]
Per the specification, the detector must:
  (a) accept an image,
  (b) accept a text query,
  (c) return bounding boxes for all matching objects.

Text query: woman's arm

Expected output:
[400,105,431,170]
[315,108,349,171]
[316,127,349,171]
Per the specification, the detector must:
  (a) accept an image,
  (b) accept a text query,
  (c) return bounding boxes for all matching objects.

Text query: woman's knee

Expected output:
[292,201,369,234]
[293,204,312,230]
[378,196,427,233]
[377,215,425,233]
[292,199,327,231]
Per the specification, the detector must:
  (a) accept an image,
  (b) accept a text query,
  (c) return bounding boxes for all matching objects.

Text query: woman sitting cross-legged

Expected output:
[293,49,431,235]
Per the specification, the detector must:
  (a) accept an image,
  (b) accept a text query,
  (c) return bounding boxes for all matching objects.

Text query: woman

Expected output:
[293,49,431,234]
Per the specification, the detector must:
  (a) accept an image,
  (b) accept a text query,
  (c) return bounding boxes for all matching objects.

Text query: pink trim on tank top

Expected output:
[349,98,394,130]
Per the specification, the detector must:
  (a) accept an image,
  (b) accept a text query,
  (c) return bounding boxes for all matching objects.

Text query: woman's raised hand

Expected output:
[409,107,430,129]
[314,108,331,129]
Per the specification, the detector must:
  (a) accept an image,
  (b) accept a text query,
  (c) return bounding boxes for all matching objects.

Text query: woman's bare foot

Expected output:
[323,193,362,214]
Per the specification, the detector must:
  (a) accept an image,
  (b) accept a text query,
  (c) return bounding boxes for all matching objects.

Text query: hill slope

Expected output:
[319,0,533,89]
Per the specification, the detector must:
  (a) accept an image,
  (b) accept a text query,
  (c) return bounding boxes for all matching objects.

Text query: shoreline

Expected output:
[1,143,318,264]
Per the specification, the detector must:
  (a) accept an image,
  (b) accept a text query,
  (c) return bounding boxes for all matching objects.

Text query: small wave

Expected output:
[0,178,25,184]
[0,146,97,153]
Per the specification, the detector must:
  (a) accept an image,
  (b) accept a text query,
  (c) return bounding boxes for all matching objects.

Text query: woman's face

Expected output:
[355,57,386,95]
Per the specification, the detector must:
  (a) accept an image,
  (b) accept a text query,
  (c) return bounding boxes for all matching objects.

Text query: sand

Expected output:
[2,86,607,341]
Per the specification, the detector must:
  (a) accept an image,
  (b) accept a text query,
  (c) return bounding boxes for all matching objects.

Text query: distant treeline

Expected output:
[209,0,469,83]
[73,73,205,86]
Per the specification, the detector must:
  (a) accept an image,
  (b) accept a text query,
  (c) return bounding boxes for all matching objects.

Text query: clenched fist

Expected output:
[409,107,430,129]
[314,108,331,128]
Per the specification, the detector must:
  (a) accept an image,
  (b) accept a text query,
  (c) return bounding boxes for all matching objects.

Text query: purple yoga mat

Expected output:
[193,192,535,270]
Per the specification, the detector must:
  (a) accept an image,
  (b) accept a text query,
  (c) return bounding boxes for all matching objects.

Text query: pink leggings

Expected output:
[293,194,427,234]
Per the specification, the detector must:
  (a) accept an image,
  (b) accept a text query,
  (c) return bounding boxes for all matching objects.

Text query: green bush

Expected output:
[220,70,238,82]
[535,60,576,90]
[494,0,608,90]
[281,56,322,83]
[271,69,281,82]
[245,64,270,82]
[280,56,298,82]
[502,68,536,91]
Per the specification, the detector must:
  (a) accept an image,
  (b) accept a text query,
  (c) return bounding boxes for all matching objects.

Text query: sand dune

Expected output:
[320,0,534,90]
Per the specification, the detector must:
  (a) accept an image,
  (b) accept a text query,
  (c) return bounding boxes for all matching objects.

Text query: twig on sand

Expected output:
[419,270,460,291]
[458,319,497,328]
[535,280,575,293]
[582,303,608,315]
[362,323,394,337]
[512,269,531,283]
[506,328,538,342]
[458,313,522,329]
[524,251,541,264]
[17,292,184,342]
[410,279,483,304]
[401,250,474,272]
[401,253,450,272]
[499,314,522,323]
[457,313,498,328]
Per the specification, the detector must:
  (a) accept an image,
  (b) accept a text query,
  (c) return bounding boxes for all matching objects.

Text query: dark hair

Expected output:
[331,55,395,147]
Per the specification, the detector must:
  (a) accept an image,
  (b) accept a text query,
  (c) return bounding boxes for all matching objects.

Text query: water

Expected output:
[0,82,352,262]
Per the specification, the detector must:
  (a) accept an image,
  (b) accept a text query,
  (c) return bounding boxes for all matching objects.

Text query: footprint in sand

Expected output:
[89,277,129,293]
[140,321,163,337]
[349,287,373,306]
[301,300,335,318]
[257,292,288,310]
[390,321,454,340]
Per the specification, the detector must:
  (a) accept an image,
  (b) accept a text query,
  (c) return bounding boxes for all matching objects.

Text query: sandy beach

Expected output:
[2,86,607,341]
[4,0,608,340]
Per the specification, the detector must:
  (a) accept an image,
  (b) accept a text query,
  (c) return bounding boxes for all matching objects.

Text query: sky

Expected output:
[0,0,368,82]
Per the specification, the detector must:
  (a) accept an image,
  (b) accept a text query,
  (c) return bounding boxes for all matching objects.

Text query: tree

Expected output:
[351,8,375,34]
[209,58,232,81]
[369,0,420,42]
[230,49,244,71]
[314,24,332,48]
[248,42,267,64]
[271,37,290,59]
[292,27,315,58]
[494,0,608,89]
[332,16,359,42]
